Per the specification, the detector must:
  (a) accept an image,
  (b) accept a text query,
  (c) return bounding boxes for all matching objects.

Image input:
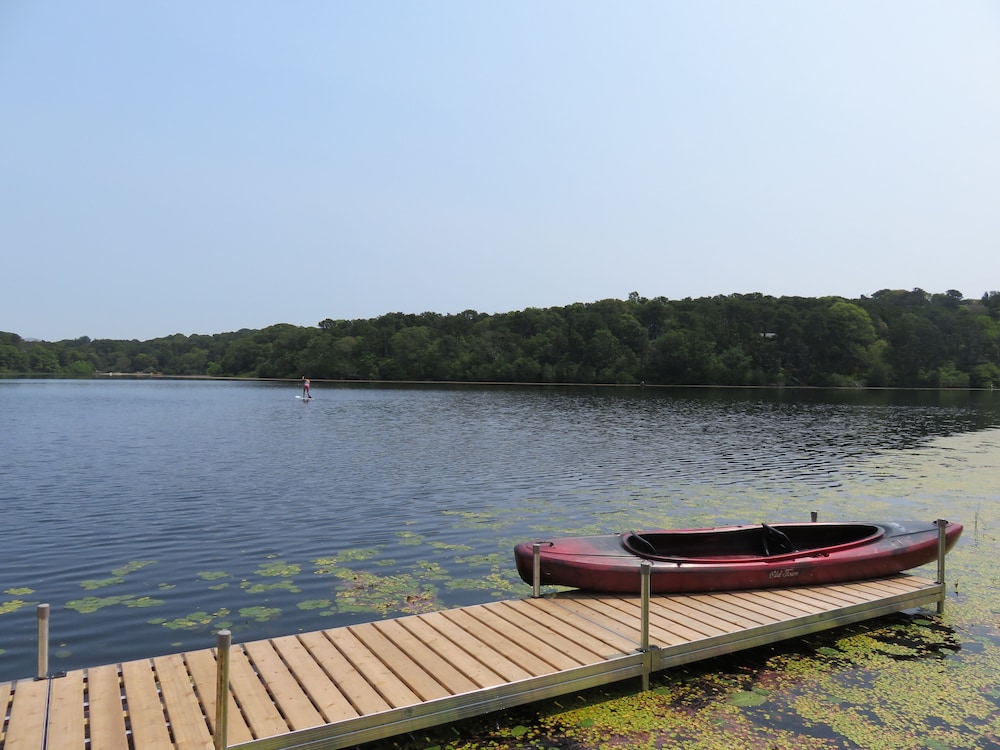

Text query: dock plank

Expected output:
[226,647,290,740]
[483,600,614,664]
[440,608,561,676]
[369,619,479,696]
[270,636,361,724]
[349,623,451,702]
[183,648,255,746]
[44,672,84,750]
[243,640,325,732]
[678,594,775,629]
[152,653,213,750]
[700,592,798,624]
[416,610,534,683]
[120,660,174,750]
[457,606,583,672]
[689,594,782,627]
[87,664,130,750]
[647,598,745,636]
[588,596,726,642]
[3,679,47,750]
[552,596,648,638]
[0,681,11,746]
[780,585,869,608]
[724,589,820,618]
[394,614,507,689]
[296,631,391,716]
[325,627,420,709]
[520,597,639,655]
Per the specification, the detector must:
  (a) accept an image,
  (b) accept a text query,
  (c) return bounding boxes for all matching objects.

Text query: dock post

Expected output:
[532,543,541,598]
[936,519,947,615]
[640,561,651,691]
[36,604,49,680]
[214,630,232,750]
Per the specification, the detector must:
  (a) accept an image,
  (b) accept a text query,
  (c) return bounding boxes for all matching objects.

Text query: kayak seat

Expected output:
[761,523,797,556]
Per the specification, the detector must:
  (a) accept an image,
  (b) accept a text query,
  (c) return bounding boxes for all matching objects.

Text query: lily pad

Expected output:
[66,595,133,614]
[197,571,230,581]
[255,561,301,577]
[0,600,31,616]
[239,606,281,623]
[151,608,231,631]
[124,596,164,609]
[111,560,156,577]
[80,577,125,590]
[730,690,769,707]
[241,580,301,594]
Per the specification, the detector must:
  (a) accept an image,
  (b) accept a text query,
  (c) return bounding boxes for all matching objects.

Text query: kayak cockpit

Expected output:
[621,523,885,563]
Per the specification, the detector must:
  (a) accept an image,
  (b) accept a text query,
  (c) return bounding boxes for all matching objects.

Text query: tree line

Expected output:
[3,289,1000,388]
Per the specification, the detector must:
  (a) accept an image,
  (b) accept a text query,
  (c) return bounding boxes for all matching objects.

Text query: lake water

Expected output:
[2,379,999,682]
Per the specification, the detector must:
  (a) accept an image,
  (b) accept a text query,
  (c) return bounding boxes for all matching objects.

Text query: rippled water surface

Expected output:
[1,379,998,681]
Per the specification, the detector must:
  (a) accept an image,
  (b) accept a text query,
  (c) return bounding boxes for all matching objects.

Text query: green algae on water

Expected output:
[239,606,281,623]
[0,600,32,616]
[150,608,232,631]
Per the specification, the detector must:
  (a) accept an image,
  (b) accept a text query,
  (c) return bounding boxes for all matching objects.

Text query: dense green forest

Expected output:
[3,289,1000,388]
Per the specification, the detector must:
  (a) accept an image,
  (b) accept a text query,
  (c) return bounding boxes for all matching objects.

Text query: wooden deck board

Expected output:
[347,623,452,702]
[44,671,84,750]
[119,658,174,750]
[0,681,11,746]
[268,636,361,725]
[724,588,822,617]
[680,594,779,628]
[226,647,290,740]
[152,653,213,750]
[3,679,47,750]
[512,598,639,656]
[368,618,480,696]
[603,596,732,641]
[457,606,583,672]
[296,631,391,716]
[0,574,945,750]
[417,610,534,683]
[243,640,326,732]
[482,600,613,664]
[700,592,800,624]
[87,664,130,750]
[650,598,748,635]
[184,647,255,746]
[552,596,654,639]
[325,628,421,709]
[394,614,508,689]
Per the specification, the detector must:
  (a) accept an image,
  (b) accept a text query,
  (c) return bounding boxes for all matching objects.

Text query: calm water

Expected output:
[1,379,999,681]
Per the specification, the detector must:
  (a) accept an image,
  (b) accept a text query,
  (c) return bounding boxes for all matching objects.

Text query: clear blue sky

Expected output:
[2,2,998,342]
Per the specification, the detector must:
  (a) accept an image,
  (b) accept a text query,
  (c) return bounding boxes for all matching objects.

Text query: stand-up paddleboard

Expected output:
[295,395,313,400]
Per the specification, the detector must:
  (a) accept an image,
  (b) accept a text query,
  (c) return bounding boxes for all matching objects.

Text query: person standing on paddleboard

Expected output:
[301,376,311,399]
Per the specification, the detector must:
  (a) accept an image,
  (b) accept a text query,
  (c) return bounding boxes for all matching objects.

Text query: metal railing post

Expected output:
[532,543,541,598]
[36,604,49,680]
[936,519,947,614]
[640,561,651,691]
[214,630,232,750]
[810,511,818,522]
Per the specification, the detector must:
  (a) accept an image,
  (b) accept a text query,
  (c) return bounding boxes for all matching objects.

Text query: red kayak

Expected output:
[514,520,963,594]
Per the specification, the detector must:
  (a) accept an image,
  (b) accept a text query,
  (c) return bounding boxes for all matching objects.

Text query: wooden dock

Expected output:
[0,573,944,750]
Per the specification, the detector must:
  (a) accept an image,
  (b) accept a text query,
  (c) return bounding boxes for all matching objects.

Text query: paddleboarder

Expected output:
[301,376,311,399]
